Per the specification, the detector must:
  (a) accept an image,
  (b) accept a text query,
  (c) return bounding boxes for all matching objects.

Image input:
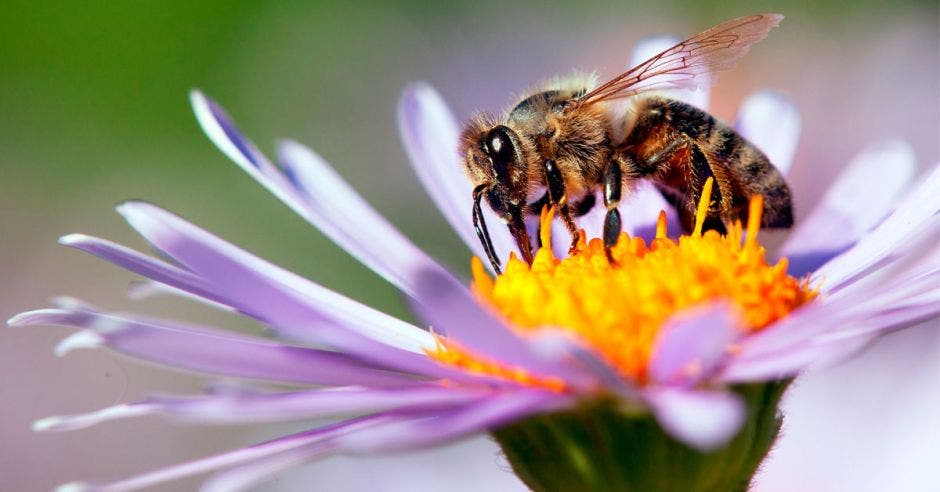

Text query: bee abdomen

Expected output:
[711,129,793,228]
[625,96,793,230]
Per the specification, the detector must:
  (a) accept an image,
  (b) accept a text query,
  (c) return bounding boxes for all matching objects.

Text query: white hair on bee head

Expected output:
[505,70,599,113]
[543,70,599,93]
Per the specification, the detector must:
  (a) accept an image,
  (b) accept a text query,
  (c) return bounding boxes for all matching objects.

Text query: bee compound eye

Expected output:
[485,126,516,183]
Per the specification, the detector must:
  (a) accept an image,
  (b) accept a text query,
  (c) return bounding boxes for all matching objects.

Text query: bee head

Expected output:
[461,118,535,270]
[460,118,529,220]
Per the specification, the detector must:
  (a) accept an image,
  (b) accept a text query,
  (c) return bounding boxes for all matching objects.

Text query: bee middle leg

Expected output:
[602,157,626,264]
[528,192,596,250]
[542,159,581,254]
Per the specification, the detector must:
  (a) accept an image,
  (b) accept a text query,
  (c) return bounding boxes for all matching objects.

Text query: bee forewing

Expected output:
[628,35,710,110]
[579,13,783,105]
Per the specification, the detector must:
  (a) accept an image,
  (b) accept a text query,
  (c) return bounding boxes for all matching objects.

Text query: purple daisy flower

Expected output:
[11,34,939,491]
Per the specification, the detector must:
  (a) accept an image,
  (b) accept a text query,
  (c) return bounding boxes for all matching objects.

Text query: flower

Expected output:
[11,36,939,491]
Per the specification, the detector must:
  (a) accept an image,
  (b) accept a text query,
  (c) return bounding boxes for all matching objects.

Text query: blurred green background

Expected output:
[1,1,937,491]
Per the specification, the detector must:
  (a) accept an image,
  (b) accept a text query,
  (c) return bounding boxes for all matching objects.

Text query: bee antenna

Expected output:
[472,184,502,274]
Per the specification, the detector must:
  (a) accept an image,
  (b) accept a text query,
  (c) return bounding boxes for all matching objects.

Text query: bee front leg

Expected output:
[472,184,503,274]
[603,158,625,264]
[542,159,580,255]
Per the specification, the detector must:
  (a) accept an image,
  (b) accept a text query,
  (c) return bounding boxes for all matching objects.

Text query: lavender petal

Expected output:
[527,329,639,400]
[729,266,940,373]
[202,390,570,491]
[55,230,475,380]
[54,415,390,492]
[32,402,159,432]
[813,163,939,291]
[276,139,458,297]
[718,333,875,383]
[336,389,572,453]
[9,308,422,387]
[147,385,493,424]
[734,91,801,175]
[649,303,744,386]
[643,387,746,451]
[410,266,598,388]
[780,140,916,274]
[722,271,940,382]
[34,386,492,431]
[189,90,282,178]
[398,84,518,269]
[199,443,335,492]
[191,90,453,297]
[114,202,455,366]
[58,234,220,303]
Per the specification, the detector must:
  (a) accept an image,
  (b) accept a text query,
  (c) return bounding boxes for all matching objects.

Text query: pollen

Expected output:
[428,178,816,388]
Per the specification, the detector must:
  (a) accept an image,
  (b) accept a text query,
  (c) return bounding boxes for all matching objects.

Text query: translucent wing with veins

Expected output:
[579,13,783,106]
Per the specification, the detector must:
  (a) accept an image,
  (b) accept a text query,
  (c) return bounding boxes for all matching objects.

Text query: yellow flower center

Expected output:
[428,179,816,389]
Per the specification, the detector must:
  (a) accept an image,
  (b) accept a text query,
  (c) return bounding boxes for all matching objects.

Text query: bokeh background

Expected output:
[2,1,938,490]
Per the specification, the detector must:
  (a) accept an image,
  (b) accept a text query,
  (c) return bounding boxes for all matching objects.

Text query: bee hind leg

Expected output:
[632,132,728,235]
[529,192,596,251]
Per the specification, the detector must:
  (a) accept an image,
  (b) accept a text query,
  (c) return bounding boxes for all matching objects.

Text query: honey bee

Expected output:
[461,13,793,273]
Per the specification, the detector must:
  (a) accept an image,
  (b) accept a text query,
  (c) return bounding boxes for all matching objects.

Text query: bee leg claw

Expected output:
[567,236,579,256]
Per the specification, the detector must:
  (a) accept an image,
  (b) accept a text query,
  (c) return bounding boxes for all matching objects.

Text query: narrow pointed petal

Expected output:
[56,416,389,492]
[35,386,490,432]
[33,402,158,432]
[410,267,597,387]
[127,280,236,313]
[734,91,800,174]
[781,140,916,275]
[189,90,281,177]
[115,202,435,353]
[276,139,456,297]
[63,226,442,378]
[58,234,219,302]
[199,444,333,492]
[741,266,940,368]
[529,330,639,401]
[630,36,710,110]
[644,387,746,451]
[649,303,743,386]
[813,163,939,291]
[202,391,570,491]
[9,308,422,386]
[149,386,492,424]
[724,249,940,383]
[719,333,875,383]
[336,389,572,452]
[398,84,518,267]
[59,228,451,378]
[191,90,452,296]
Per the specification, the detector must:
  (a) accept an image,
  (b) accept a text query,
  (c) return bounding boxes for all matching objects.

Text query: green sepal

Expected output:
[492,381,789,492]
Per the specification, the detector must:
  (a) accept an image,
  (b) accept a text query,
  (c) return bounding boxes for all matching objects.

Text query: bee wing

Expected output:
[578,13,783,106]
